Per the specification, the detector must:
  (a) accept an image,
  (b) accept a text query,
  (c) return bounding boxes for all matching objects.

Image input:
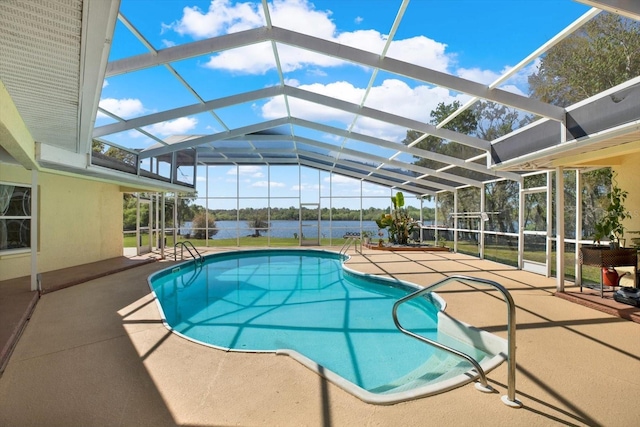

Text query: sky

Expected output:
[96,0,592,210]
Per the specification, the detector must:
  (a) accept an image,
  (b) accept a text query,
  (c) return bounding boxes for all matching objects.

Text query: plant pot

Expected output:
[602,267,623,287]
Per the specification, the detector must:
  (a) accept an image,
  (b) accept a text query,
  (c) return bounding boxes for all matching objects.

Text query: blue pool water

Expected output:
[149,249,490,394]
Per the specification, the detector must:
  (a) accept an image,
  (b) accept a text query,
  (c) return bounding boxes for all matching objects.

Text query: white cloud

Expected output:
[307,68,328,77]
[456,67,501,85]
[362,186,387,195]
[284,78,300,87]
[171,0,452,75]
[261,79,466,141]
[325,174,359,185]
[496,58,541,95]
[204,42,344,74]
[457,58,540,96]
[260,71,538,140]
[98,98,145,119]
[262,81,363,123]
[145,117,198,136]
[226,165,265,177]
[161,39,177,48]
[497,84,526,97]
[164,0,536,136]
[292,183,320,191]
[126,129,158,140]
[365,79,455,122]
[102,80,109,88]
[253,180,286,188]
[166,0,263,38]
[270,0,336,37]
[204,43,276,74]
[351,32,451,72]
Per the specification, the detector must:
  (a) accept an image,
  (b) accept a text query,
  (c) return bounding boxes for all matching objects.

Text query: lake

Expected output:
[182,220,378,239]
[181,219,434,239]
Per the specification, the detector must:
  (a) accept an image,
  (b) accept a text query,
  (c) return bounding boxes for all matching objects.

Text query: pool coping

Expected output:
[277,312,508,405]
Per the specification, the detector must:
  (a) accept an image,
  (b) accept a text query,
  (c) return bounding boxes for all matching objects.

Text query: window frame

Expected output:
[0,181,32,255]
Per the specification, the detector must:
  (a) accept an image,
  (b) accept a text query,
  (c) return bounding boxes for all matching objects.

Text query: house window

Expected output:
[0,183,31,252]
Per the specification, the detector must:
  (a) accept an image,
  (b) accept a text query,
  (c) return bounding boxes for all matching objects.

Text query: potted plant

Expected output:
[375,192,418,245]
[593,172,631,248]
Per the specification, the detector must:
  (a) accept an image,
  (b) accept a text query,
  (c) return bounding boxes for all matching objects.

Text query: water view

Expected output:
[182,220,382,239]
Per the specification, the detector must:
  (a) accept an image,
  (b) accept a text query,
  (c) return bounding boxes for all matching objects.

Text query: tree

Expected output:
[581,168,613,240]
[402,100,489,191]
[247,213,269,237]
[529,12,640,106]
[177,194,197,234]
[92,139,104,152]
[592,171,630,244]
[527,12,634,239]
[105,146,136,166]
[191,211,218,239]
[474,101,532,141]
[122,194,140,231]
[521,174,548,233]
[403,101,482,170]
[92,139,137,166]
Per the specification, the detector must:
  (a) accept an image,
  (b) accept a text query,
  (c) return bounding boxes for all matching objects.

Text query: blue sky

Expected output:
[96,0,591,209]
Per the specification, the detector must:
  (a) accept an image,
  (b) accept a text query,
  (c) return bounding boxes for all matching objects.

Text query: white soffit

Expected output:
[0,0,83,152]
[574,0,640,21]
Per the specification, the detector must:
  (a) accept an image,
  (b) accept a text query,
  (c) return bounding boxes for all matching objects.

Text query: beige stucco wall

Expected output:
[0,163,123,281]
[614,151,640,244]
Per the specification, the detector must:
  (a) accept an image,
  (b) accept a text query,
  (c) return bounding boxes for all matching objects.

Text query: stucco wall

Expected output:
[614,151,640,245]
[0,163,123,281]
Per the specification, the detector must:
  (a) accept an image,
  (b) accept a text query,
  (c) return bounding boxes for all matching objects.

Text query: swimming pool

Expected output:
[149,249,508,404]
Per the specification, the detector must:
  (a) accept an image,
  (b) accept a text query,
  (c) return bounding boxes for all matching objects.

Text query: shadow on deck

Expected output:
[0,255,156,373]
[557,287,640,323]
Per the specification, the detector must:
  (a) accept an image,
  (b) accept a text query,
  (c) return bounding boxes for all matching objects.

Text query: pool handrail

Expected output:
[340,232,361,255]
[391,274,521,408]
[174,241,204,264]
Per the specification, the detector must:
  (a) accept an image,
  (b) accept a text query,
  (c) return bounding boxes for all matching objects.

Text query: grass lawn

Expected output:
[447,240,601,284]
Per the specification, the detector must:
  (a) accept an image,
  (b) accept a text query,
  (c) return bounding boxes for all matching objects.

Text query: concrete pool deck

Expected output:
[0,247,638,426]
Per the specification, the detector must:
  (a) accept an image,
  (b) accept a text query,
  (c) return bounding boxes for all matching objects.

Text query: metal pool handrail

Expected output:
[174,241,204,264]
[391,274,521,408]
[340,233,361,255]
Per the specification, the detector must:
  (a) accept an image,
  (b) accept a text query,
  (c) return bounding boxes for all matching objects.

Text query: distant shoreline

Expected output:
[178,219,434,240]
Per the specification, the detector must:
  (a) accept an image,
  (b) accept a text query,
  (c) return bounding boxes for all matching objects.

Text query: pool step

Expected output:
[369,354,479,395]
